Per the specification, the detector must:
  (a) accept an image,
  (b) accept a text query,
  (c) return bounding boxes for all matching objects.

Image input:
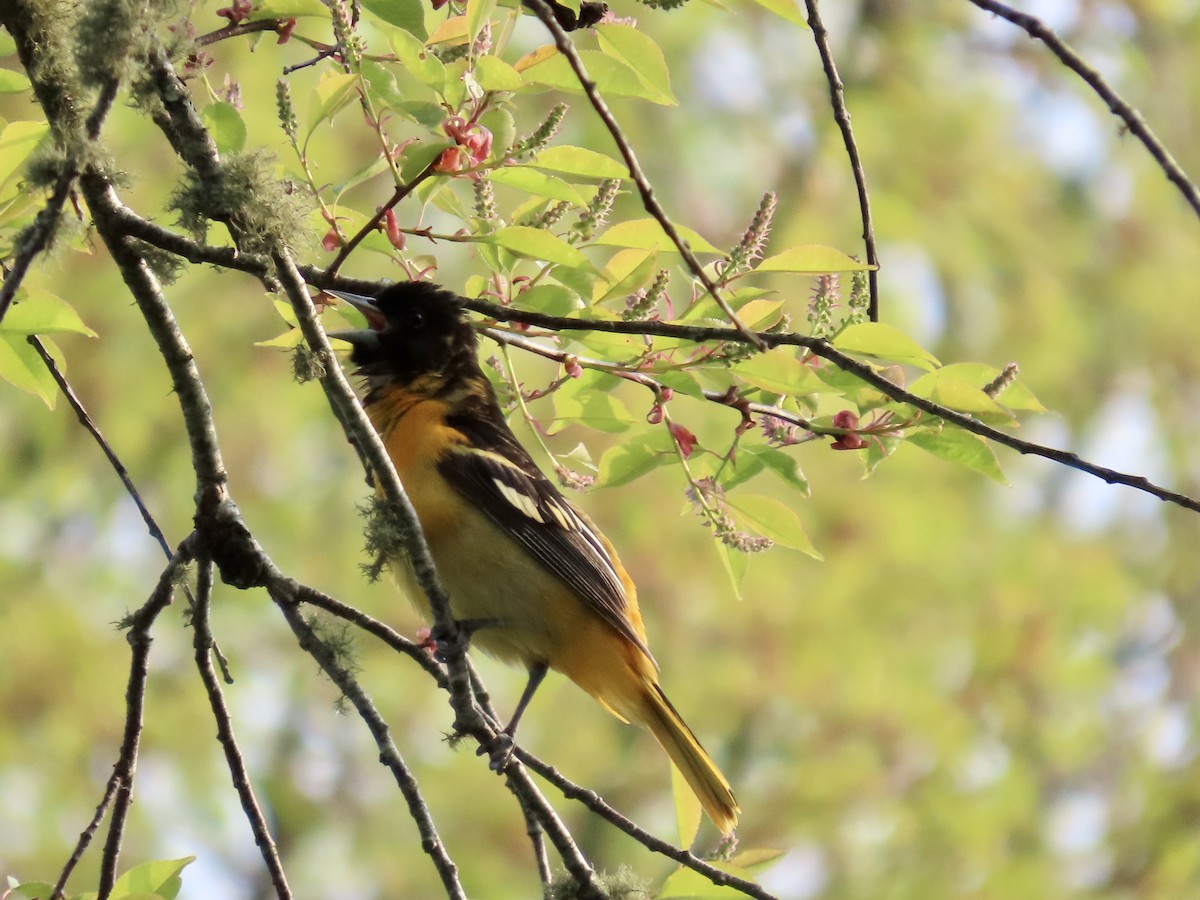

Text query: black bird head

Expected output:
[326,282,482,391]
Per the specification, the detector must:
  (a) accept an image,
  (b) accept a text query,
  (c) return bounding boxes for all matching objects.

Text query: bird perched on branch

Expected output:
[328,282,739,835]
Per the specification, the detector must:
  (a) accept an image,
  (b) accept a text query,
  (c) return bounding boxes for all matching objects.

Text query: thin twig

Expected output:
[271,251,485,736]
[521,0,764,348]
[192,556,293,899]
[270,585,467,900]
[98,546,194,899]
[325,166,438,277]
[804,0,879,320]
[966,0,1200,219]
[51,773,122,899]
[467,299,1200,514]
[27,335,234,681]
[515,749,777,900]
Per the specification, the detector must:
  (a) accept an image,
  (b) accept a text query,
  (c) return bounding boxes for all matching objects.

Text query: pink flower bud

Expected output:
[832,409,859,430]
[669,422,697,457]
[276,18,297,43]
[646,404,664,425]
[321,227,340,251]
[383,208,405,250]
[830,434,867,451]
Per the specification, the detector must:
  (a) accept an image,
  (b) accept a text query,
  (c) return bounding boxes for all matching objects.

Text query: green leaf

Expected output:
[930,379,1013,421]
[475,55,523,92]
[305,72,360,141]
[713,538,748,602]
[0,332,57,406]
[911,362,1047,413]
[671,761,703,848]
[400,138,453,182]
[530,145,626,180]
[521,49,675,105]
[201,102,246,155]
[660,864,755,898]
[5,883,56,900]
[743,0,806,25]
[255,328,304,349]
[517,283,582,316]
[597,429,675,487]
[908,426,1006,483]
[593,248,657,305]
[1,288,98,337]
[756,243,870,274]
[551,370,635,433]
[479,106,515,158]
[250,0,331,16]
[595,218,721,254]
[0,69,31,93]
[0,120,49,195]
[360,0,426,38]
[595,24,674,102]
[733,348,829,395]
[250,0,331,17]
[392,30,446,93]
[725,493,820,558]
[833,322,941,370]
[724,445,809,494]
[108,857,195,900]
[490,226,595,271]
[488,167,587,206]
[467,0,498,42]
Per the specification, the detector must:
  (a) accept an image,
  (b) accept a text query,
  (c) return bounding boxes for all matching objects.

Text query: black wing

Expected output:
[438,415,653,661]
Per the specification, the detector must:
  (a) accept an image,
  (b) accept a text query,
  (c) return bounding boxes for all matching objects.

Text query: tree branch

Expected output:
[98,545,194,899]
[192,556,293,898]
[269,582,467,900]
[521,0,764,348]
[965,0,1200,219]
[466,299,1200,514]
[804,0,879,321]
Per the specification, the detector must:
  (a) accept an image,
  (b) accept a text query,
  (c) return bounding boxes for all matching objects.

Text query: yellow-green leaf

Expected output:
[305,72,360,139]
[743,0,806,25]
[392,30,447,93]
[359,0,427,37]
[595,218,721,255]
[756,243,870,274]
[530,145,626,180]
[908,426,1006,483]
[671,762,702,849]
[733,348,830,395]
[490,225,594,270]
[833,322,940,370]
[1,288,97,337]
[0,332,57,406]
[595,24,674,102]
[475,55,523,92]
[488,167,587,206]
[521,49,675,106]
[725,493,821,558]
[593,248,657,304]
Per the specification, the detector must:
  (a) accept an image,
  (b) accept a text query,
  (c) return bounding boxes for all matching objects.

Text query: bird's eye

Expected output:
[407,309,425,330]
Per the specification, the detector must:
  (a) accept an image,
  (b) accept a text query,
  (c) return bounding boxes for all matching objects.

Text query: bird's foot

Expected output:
[418,618,501,664]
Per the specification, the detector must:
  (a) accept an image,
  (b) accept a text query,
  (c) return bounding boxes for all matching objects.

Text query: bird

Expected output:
[327,281,739,836]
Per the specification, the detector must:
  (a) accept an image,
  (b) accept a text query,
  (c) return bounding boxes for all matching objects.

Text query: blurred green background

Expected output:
[3,0,1200,897]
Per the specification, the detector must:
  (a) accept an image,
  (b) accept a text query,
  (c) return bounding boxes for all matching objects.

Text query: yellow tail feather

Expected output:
[639,683,739,835]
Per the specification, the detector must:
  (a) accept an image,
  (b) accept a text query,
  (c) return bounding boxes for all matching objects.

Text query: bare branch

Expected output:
[192,557,293,898]
[804,0,880,321]
[966,0,1200,219]
[515,749,778,900]
[269,582,467,900]
[468,299,1200,514]
[98,545,194,899]
[521,0,764,348]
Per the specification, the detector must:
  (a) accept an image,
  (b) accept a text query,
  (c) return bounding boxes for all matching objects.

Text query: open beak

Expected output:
[324,289,385,351]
